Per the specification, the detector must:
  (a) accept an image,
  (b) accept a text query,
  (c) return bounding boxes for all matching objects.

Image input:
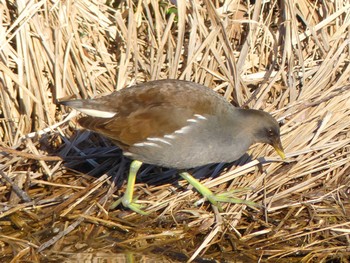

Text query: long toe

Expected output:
[121,196,149,215]
[208,193,258,207]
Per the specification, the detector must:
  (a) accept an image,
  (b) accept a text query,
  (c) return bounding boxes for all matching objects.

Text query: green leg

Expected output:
[179,172,257,210]
[110,160,149,215]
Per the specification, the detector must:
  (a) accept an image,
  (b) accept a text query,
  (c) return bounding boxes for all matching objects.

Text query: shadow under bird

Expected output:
[60,79,285,214]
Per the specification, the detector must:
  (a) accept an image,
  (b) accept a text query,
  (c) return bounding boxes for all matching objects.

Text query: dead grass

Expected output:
[0,0,349,262]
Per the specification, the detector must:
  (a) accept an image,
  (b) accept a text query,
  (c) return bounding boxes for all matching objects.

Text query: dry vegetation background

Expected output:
[0,0,350,262]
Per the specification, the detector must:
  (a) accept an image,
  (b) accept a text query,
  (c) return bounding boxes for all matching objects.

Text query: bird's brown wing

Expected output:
[82,80,220,118]
[78,105,195,148]
[76,80,226,148]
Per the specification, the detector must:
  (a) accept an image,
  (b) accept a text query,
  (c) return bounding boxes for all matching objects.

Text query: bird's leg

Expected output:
[111,160,149,215]
[179,172,257,211]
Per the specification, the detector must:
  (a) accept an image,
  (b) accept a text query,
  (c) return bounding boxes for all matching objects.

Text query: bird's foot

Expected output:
[110,195,149,215]
[180,172,258,211]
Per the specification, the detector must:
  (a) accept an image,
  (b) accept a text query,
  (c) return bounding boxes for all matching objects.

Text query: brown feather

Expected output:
[77,80,231,148]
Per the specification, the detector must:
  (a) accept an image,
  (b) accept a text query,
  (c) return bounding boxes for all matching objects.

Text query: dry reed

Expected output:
[0,0,349,262]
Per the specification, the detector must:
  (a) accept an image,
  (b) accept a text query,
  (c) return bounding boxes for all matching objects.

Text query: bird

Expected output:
[60,79,285,214]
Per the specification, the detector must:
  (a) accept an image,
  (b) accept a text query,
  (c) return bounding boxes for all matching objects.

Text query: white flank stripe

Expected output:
[174,125,192,134]
[147,137,172,145]
[187,119,197,123]
[78,108,116,118]
[163,114,207,139]
[133,142,161,148]
[164,134,176,139]
[194,114,207,120]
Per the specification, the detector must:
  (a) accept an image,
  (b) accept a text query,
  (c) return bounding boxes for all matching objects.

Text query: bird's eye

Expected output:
[268,129,274,136]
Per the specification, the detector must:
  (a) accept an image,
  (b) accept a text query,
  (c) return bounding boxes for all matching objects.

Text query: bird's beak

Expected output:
[272,138,286,159]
